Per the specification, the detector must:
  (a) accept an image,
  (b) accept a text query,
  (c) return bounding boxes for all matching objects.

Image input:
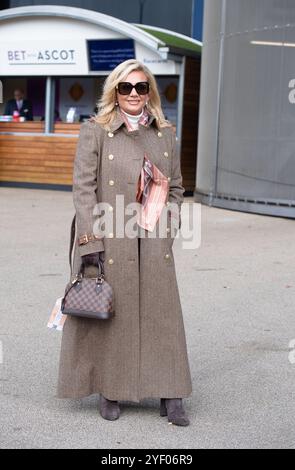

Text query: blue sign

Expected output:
[87,39,135,72]
[192,0,204,41]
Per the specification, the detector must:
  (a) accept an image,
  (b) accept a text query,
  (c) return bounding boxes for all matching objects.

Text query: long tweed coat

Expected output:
[57,109,193,402]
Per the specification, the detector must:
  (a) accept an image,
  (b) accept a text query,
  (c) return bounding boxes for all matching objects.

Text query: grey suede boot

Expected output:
[160,398,190,426]
[99,394,120,421]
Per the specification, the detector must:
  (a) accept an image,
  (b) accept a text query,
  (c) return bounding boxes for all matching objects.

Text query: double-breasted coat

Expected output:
[57,109,193,402]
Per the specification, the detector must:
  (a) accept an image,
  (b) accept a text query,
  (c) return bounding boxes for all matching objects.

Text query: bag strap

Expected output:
[68,213,105,278]
[69,214,76,277]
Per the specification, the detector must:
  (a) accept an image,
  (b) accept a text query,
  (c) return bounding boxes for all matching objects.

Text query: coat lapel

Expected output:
[107,108,159,188]
[109,107,157,133]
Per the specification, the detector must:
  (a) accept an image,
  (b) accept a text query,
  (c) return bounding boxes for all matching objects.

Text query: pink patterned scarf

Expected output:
[120,107,169,232]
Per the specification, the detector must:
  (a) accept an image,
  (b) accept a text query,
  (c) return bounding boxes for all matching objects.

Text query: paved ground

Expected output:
[0,187,295,449]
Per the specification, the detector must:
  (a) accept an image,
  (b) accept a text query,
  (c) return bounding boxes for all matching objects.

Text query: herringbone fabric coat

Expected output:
[57,109,193,402]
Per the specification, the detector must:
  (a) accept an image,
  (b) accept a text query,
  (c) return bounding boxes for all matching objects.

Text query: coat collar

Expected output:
[109,107,157,132]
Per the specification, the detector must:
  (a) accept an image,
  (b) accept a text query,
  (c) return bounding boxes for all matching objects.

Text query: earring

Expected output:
[115,101,119,106]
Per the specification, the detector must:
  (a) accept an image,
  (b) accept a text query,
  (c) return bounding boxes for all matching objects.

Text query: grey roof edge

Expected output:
[0,5,168,56]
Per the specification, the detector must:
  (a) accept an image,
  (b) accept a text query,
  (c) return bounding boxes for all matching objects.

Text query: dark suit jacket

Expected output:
[4,99,34,121]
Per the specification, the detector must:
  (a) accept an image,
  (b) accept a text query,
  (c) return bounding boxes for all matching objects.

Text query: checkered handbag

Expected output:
[61,270,114,320]
[61,214,114,320]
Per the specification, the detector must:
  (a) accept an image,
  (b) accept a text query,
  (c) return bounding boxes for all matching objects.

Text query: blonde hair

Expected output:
[94,59,171,130]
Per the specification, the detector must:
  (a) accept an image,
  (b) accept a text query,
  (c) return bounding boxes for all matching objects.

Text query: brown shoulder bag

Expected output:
[61,215,115,320]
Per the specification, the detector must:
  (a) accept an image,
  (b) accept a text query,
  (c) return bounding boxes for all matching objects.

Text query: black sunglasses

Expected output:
[116,82,150,96]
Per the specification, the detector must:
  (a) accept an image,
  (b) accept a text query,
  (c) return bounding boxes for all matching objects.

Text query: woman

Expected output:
[57,59,193,426]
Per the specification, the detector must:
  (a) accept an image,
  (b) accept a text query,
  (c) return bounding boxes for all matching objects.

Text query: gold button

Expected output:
[164,152,169,158]
[158,132,162,138]
[108,258,114,265]
[109,179,115,186]
[166,201,170,206]
[108,132,114,138]
[164,254,170,260]
[108,232,114,238]
[108,154,114,160]
[167,177,171,182]
[166,228,171,233]
[108,206,113,212]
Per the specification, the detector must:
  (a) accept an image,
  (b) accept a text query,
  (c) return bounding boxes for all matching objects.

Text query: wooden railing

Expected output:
[0,123,79,185]
[0,121,45,133]
[0,121,80,135]
[54,122,81,135]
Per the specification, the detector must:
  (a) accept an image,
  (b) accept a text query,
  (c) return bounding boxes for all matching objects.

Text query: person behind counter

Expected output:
[4,88,34,121]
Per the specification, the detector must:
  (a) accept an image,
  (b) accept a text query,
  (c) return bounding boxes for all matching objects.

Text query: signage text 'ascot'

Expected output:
[8,49,76,64]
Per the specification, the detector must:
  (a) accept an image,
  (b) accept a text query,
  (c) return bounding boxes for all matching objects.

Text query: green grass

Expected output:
[137,26,202,54]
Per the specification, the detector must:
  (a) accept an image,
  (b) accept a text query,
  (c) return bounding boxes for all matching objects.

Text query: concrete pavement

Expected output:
[0,187,295,449]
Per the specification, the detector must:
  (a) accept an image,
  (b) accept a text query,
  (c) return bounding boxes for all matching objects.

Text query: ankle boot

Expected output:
[160,398,190,426]
[99,394,120,421]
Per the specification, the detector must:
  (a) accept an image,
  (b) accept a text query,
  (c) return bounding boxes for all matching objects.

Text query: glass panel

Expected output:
[215,1,295,201]
[203,0,224,44]
[58,77,105,123]
[225,0,287,34]
[0,77,45,122]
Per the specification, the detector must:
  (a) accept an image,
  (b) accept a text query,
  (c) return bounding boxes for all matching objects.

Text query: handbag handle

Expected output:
[80,258,104,279]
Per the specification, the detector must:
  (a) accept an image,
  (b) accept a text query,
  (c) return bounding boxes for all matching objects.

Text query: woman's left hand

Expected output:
[82,251,104,267]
